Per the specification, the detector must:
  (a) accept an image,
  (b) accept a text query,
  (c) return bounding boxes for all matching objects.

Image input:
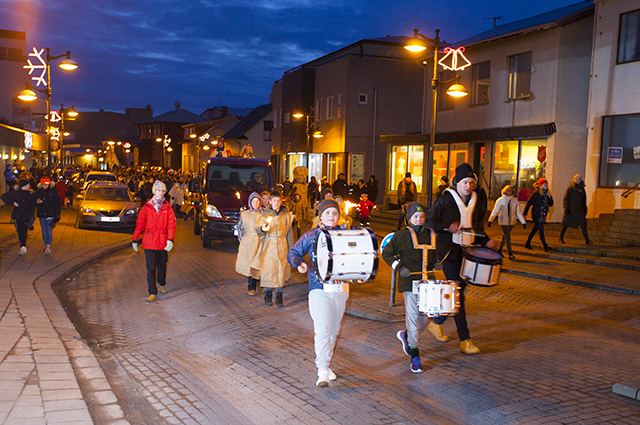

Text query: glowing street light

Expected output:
[17,47,78,166]
[291,108,323,170]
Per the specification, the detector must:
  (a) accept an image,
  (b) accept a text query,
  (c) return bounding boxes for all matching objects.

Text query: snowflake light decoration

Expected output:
[50,127,61,142]
[163,135,171,148]
[24,47,48,87]
[199,133,210,143]
[438,47,472,72]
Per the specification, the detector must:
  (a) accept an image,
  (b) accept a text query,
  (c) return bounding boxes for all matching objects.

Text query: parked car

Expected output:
[77,181,138,230]
[194,157,275,248]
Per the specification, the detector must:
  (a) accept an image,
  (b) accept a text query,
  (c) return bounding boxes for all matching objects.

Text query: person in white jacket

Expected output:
[488,185,526,260]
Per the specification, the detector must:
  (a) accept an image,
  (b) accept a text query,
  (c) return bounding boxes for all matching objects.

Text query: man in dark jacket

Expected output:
[1,179,36,255]
[425,163,498,355]
[366,175,379,204]
[331,173,348,199]
[397,173,417,229]
[559,174,590,244]
[35,178,62,255]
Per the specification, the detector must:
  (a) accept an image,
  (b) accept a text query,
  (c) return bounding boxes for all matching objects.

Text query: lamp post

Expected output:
[292,108,323,172]
[58,104,77,165]
[17,48,78,167]
[405,29,470,207]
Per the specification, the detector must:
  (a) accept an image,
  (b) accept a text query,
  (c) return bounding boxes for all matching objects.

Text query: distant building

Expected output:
[222,103,273,160]
[181,115,239,172]
[200,106,253,121]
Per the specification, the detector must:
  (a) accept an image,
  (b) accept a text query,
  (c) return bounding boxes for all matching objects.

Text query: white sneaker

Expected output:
[316,368,330,387]
[327,368,337,381]
[19,246,27,255]
[44,246,51,255]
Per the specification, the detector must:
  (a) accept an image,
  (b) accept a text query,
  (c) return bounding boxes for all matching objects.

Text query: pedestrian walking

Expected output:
[425,163,499,354]
[487,185,526,260]
[65,180,75,207]
[256,191,294,308]
[235,192,263,296]
[168,176,187,218]
[4,162,18,191]
[55,176,67,203]
[35,178,62,255]
[132,180,176,302]
[287,199,348,387]
[356,192,377,227]
[559,174,591,245]
[331,173,348,199]
[1,179,36,255]
[365,175,379,204]
[382,202,436,373]
[435,176,449,198]
[397,173,417,229]
[524,178,554,251]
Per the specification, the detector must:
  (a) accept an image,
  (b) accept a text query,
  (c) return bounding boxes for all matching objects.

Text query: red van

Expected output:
[194,157,275,248]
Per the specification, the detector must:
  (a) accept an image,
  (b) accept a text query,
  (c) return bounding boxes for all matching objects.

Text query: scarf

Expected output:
[540,189,549,223]
[151,195,164,212]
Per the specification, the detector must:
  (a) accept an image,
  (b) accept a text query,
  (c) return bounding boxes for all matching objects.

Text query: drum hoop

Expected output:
[463,247,502,265]
[313,228,334,282]
[365,227,379,282]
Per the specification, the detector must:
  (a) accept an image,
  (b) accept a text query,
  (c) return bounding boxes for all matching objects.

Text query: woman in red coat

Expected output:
[132,180,176,301]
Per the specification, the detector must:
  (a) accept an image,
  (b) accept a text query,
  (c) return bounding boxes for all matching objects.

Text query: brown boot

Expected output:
[460,339,480,355]
[428,322,449,342]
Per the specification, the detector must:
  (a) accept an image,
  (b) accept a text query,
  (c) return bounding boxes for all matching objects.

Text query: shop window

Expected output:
[433,145,449,187]
[448,143,469,183]
[327,153,346,185]
[599,114,640,187]
[617,10,640,64]
[389,145,424,193]
[470,61,490,105]
[437,70,456,111]
[491,139,547,200]
[507,52,532,100]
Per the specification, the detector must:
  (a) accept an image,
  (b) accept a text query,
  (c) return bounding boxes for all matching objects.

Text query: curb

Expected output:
[613,380,640,400]
[500,268,638,295]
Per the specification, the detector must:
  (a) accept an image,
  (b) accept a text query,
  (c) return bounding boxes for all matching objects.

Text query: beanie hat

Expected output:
[406,202,426,221]
[405,172,411,178]
[19,179,30,188]
[452,163,477,185]
[538,178,548,187]
[321,187,333,198]
[441,176,449,184]
[40,177,51,185]
[152,180,166,192]
[318,199,339,217]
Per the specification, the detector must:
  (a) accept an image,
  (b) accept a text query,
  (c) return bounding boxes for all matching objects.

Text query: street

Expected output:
[53,219,640,425]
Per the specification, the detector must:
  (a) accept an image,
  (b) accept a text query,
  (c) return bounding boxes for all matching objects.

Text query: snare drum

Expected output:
[461,247,503,286]
[416,280,460,317]
[314,228,379,282]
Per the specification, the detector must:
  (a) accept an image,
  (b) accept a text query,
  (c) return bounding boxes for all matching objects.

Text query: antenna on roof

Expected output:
[174,101,181,110]
[484,16,503,28]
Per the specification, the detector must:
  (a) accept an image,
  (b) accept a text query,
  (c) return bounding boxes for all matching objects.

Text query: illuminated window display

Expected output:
[491,139,547,200]
[389,145,424,193]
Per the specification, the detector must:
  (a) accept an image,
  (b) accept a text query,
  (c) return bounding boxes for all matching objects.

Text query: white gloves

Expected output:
[165,240,173,251]
[132,242,138,252]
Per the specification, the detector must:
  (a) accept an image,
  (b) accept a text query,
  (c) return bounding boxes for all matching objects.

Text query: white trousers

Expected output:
[308,289,349,370]
[403,292,428,348]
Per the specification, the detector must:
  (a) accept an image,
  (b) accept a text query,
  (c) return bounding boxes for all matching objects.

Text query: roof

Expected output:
[205,157,270,166]
[455,1,594,47]
[138,109,207,124]
[223,104,272,140]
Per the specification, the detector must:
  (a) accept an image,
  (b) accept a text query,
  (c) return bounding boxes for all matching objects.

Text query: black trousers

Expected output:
[145,249,168,295]
[527,221,547,246]
[431,261,470,341]
[13,219,28,247]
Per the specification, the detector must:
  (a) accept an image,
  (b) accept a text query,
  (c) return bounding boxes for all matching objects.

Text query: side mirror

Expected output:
[76,194,83,200]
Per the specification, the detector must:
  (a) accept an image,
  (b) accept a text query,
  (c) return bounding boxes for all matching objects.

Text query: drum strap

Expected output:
[445,189,477,246]
[407,227,437,280]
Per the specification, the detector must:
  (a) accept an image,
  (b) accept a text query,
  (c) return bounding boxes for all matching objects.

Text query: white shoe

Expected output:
[19,246,27,255]
[44,246,51,255]
[316,368,330,387]
[327,368,337,381]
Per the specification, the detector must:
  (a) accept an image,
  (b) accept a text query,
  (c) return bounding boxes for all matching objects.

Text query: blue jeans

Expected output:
[39,217,54,246]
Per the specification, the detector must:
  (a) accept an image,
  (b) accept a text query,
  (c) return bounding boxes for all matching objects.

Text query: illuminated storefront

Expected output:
[491,139,547,200]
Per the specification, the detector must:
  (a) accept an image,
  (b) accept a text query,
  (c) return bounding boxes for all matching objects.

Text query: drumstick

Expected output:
[443,228,486,238]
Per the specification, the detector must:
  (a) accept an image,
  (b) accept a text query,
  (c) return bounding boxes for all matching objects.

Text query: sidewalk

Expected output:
[0,205,131,425]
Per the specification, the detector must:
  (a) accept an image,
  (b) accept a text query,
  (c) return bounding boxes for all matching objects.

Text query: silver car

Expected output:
[77,181,138,230]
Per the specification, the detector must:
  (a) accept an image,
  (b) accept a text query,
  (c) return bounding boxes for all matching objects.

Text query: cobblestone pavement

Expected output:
[55,220,640,425]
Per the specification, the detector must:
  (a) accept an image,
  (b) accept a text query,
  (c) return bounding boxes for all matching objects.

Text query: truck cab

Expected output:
[194,157,275,248]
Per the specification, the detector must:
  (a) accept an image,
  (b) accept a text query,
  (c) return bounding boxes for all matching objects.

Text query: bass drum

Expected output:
[461,247,503,286]
[314,228,379,282]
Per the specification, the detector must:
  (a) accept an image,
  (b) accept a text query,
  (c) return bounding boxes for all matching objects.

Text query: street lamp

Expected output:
[405,29,470,207]
[17,48,78,167]
[292,108,323,171]
[57,104,77,165]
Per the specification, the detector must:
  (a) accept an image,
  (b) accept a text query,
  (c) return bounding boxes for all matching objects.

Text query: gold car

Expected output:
[77,181,138,230]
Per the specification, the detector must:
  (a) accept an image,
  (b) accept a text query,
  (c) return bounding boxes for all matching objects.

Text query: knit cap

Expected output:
[19,179,30,188]
[405,202,426,221]
[152,180,166,192]
[538,178,548,187]
[318,199,339,216]
[452,163,477,185]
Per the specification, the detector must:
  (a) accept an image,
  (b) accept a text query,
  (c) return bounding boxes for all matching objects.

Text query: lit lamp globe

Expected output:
[446,83,468,98]
[292,112,304,119]
[18,89,38,102]
[58,57,78,71]
[312,131,323,139]
[404,30,428,52]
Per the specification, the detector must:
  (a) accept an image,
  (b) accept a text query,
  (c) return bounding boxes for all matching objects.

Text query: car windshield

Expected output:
[206,165,275,192]
[85,187,131,201]
[86,174,116,182]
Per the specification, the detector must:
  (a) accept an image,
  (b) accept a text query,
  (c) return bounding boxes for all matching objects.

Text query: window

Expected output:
[263,120,273,141]
[326,96,334,119]
[315,99,323,121]
[491,139,547,200]
[358,93,368,105]
[152,146,161,160]
[338,94,342,105]
[618,10,640,64]
[389,145,424,193]
[437,70,456,111]
[599,114,640,187]
[507,52,532,100]
[470,61,490,105]
[283,112,290,124]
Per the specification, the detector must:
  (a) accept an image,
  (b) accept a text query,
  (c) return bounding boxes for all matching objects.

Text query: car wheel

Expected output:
[201,230,212,248]
[194,211,201,235]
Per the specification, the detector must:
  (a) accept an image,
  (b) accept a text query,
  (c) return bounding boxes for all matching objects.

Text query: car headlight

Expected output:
[126,209,137,215]
[205,204,222,219]
[81,207,94,213]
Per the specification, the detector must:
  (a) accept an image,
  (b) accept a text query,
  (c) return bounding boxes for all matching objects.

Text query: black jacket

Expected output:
[425,190,489,264]
[382,226,436,292]
[562,182,587,228]
[524,189,554,223]
[1,189,36,223]
[35,187,62,219]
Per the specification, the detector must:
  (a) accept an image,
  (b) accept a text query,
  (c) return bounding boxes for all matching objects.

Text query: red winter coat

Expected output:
[133,200,176,250]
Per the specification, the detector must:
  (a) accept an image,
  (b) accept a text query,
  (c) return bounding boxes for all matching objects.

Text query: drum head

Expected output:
[314,230,331,282]
[464,247,503,262]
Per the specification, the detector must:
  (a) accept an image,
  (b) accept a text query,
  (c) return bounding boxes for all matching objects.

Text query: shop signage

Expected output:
[24,133,33,149]
[537,146,547,163]
[634,146,640,160]
[607,147,623,164]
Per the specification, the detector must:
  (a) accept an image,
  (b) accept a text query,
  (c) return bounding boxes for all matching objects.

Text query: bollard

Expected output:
[389,267,398,307]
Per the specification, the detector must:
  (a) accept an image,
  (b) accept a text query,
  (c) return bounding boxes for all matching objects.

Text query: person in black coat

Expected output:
[425,163,498,355]
[331,173,348,199]
[1,179,36,255]
[35,178,62,255]
[559,174,591,245]
[366,175,379,204]
[524,178,554,251]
